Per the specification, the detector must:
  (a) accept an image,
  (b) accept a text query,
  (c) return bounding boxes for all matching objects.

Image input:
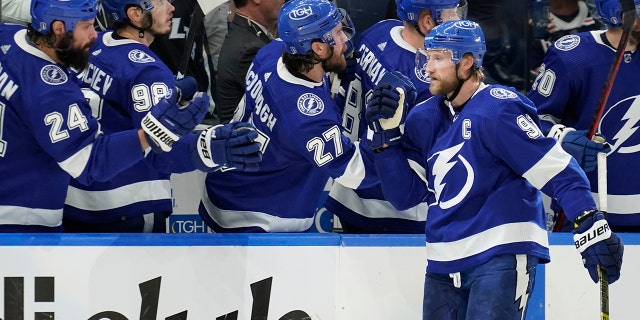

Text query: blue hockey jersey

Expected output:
[0,23,25,56]
[528,31,640,227]
[375,84,596,273]
[64,31,197,224]
[199,40,379,232]
[325,20,433,233]
[0,29,145,231]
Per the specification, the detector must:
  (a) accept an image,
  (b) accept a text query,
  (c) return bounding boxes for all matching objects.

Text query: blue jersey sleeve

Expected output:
[372,99,446,210]
[489,93,597,220]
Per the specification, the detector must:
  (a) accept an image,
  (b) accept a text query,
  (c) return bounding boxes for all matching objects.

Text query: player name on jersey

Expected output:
[357,43,388,86]
[79,62,113,96]
[246,67,278,130]
[0,64,19,100]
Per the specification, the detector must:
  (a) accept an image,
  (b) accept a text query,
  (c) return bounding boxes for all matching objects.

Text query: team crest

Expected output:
[128,49,156,63]
[554,35,580,51]
[414,65,431,84]
[297,93,324,116]
[40,65,68,85]
[490,87,517,100]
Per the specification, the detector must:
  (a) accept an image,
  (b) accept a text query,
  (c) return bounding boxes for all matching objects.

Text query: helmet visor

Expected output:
[416,48,455,72]
[328,8,355,46]
[435,0,468,24]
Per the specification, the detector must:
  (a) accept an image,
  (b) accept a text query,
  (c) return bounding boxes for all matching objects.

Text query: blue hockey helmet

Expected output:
[423,19,485,67]
[31,0,98,34]
[396,0,468,24]
[595,0,640,27]
[278,0,355,54]
[102,0,154,22]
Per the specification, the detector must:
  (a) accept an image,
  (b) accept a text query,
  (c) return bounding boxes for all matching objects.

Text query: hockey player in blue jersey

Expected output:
[528,0,640,232]
[326,0,467,234]
[62,0,262,233]
[0,0,211,232]
[199,0,384,233]
[367,20,623,319]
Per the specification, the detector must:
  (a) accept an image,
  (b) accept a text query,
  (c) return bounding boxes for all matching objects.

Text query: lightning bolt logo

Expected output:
[607,95,640,154]
[429,142,474,209]
[40,65,68,85]
[514,255,531,320]
[305,98,316,111]
[297,93,324,116]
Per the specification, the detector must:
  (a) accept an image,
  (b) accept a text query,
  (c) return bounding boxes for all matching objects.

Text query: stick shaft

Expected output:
[587,0,636,138]
[597,151,609,319]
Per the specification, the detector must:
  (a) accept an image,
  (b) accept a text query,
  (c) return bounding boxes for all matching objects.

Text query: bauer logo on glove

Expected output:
[574,219,611,252]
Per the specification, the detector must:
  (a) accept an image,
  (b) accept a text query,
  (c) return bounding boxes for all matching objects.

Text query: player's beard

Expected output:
[55,33,93,70]
[322,48,347,74]
[429,73,459,97]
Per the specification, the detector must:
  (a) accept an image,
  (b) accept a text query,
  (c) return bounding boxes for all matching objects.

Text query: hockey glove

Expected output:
[142,92,210,153]
[365,71,417,149]
[573,210,623,284]
[337,40,362,83]
[172,76,198,106]
[549,125,610,173]
[189,121,262,172]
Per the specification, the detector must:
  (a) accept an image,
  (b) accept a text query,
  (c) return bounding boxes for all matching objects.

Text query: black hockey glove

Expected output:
[190,121,262,172]
[572,210,623,284]
[365,71,416,150]
[142,91,209,153]
[172,76,198,105]
[549,125,610,172]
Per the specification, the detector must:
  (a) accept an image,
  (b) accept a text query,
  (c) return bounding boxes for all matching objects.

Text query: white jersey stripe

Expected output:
[201,190,314,232]
[65,180,171,210]
[0,205,62,227]
[426,222,549,262]
[522,142,572,190]
[329,183,427,220]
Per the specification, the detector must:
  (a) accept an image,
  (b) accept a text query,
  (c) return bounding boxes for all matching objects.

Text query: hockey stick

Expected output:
[177,0,206,79]
[587,0,636,138]
[590,1,635,318]
[594,135,610,320]
[553,0,636,230]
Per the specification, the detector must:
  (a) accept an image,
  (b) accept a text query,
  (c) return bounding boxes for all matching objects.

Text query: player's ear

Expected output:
[126,5,144,22]
[51,21,66,36]
[418,9,437,33]
[311,41,329,59]
[461,53,475,71]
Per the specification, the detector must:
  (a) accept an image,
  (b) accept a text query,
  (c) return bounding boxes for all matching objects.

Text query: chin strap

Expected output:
[412,22,425,37]
[445,64,477,102]
[126,13,153,38]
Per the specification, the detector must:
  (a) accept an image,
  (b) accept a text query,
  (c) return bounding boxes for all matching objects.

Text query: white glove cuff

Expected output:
[548,124,576,143]
[573,219,612,253]
[141,113,180,152]
[197,126,218,168]
[379,87,405,130]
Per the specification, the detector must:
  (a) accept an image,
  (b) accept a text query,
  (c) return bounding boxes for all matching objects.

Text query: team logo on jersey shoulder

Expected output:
[297,93,324,116]
[128,49,156,64]
[40,65,68,85]
[554,35,580,51]
[415,65,431,84]
[489,87,517,100]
